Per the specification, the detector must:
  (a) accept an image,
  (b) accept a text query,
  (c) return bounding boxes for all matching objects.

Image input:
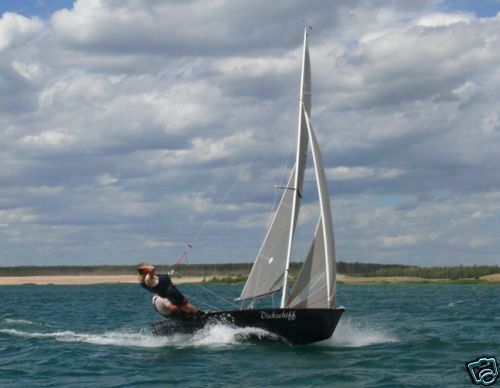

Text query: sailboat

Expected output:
[152,28,345,345]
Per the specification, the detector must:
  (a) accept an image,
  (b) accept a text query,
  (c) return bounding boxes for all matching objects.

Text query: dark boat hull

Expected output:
[151,307,345,345]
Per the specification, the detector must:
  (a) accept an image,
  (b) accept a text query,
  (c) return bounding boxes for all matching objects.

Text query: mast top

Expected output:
[303,24,312,37]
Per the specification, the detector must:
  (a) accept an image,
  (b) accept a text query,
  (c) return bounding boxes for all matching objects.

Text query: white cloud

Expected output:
[213,55,297,78]
[417,12,472,27]
[21,130,75,148]
[468,237,496,248]
[0,12,43,51]
[0,208,39,224]
[143,239,179,249]
[470,211,487,220]
[328,167,403,181]
[0,1,499,266]
[452,80,477,102]
[181,193,211,215]
[11,61,43,81]
[159,131,257,167]
[96,174,119,186]
[380,234,418,247]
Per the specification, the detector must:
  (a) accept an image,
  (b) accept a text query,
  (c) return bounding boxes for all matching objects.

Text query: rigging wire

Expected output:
[185,293,220,312]
[194,283,240,309]
[182,283,241,312]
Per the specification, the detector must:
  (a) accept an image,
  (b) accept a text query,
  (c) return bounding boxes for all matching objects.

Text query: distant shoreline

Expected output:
[2,263,499,282]
[0,273,498,285]
[336,273,500,284]
[0,275,203,286]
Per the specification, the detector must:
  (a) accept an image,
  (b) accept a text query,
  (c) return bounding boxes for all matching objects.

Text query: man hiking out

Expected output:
[137,262,200,318]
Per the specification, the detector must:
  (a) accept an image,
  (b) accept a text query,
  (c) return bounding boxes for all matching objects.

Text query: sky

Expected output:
[0,0,499,267]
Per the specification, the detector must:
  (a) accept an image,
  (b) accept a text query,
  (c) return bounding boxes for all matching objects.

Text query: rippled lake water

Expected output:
[0,283,498,387]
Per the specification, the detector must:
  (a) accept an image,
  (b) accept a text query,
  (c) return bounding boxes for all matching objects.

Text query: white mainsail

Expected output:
[239,27,336,309]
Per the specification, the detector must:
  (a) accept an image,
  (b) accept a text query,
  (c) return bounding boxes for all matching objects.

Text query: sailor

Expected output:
[137,262,199,318]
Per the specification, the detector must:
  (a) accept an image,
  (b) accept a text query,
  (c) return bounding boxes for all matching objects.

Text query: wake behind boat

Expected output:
[151,28,345,345]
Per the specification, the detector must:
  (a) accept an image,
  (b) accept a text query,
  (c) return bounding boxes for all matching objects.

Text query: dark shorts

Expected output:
[165,285,187,306]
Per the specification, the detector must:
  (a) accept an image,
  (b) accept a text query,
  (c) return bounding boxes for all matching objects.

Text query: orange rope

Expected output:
[170,243,193,268]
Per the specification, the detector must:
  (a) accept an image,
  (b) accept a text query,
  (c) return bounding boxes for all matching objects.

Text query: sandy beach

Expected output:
[479,273,500,282]
[0,273,498,285]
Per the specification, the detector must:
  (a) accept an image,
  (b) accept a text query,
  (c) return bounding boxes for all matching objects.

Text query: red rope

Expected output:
[172,243,193,267]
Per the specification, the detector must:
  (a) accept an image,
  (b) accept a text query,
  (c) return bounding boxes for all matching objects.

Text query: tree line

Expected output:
[337,262,500,279]
[0,262,499,279]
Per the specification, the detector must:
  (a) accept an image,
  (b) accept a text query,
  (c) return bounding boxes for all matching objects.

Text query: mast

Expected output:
[280,27,311,308]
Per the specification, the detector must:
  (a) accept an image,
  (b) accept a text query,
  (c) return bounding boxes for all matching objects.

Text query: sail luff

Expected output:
[280,27,311,308]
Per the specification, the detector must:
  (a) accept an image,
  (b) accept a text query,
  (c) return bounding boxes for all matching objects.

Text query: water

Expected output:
[0,283,498,387]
